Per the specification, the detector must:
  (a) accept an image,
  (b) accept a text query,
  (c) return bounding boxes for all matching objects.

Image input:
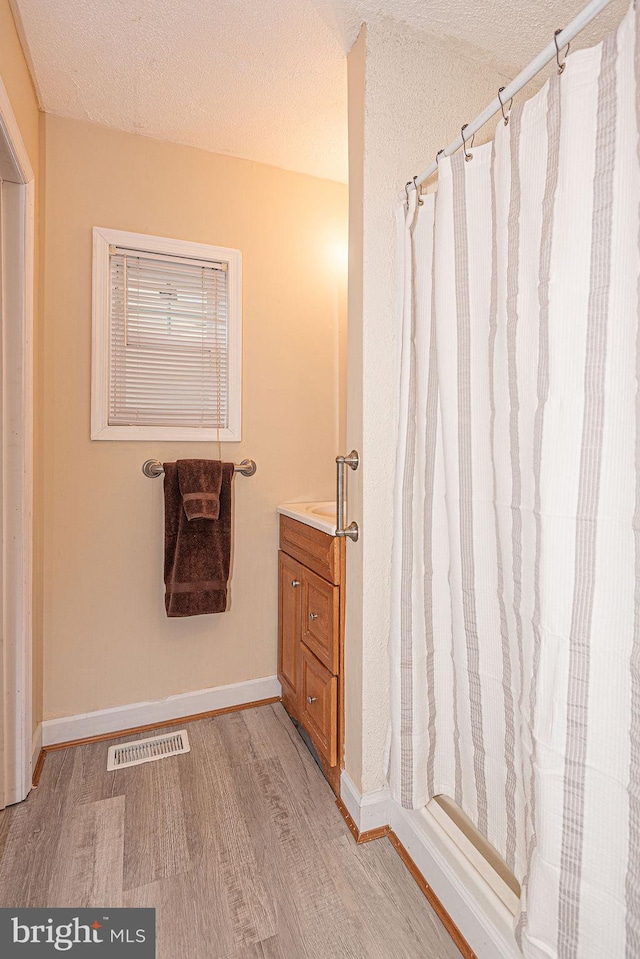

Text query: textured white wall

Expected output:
[345,26,366,790]
[346,19,511,794]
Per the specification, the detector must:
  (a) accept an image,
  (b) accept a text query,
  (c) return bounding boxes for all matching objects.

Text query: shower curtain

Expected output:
[389,5,640,957]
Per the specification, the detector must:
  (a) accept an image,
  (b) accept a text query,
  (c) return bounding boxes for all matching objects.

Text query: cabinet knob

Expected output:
[291,579,300,587]
[309,612,318,621]
[307,696,317,704]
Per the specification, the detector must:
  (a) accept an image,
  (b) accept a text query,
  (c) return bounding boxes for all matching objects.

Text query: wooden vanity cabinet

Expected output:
[278,515,345,796]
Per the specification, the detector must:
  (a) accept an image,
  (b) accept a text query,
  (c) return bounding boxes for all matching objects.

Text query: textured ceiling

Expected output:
[321,0,629,62]
[13,0,629,183]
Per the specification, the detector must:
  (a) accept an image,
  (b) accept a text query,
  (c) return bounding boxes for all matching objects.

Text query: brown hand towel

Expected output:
[177,459,223,520]
[163,460,234,617]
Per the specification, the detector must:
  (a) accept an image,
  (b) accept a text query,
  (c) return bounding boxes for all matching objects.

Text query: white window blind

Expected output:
[109,247,229,429]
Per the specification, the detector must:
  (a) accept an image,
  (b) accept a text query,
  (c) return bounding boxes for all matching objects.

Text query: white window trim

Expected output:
[91,227,242,441]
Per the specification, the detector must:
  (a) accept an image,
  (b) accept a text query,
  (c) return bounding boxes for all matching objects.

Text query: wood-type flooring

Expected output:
[0,703,462,959]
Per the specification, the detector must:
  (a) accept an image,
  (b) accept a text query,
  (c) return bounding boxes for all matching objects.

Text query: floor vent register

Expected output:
[107,730,190,770]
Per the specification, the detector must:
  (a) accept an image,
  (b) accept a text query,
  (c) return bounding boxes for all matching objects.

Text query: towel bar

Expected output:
[142,458,257,478]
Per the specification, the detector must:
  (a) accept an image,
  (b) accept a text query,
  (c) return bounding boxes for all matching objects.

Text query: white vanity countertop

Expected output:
[277,501,340,537]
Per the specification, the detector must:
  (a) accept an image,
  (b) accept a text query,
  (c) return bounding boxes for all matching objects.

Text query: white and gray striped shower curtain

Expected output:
[389,5,640,956]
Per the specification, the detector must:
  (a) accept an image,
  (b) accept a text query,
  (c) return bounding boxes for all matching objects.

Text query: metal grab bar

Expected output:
[142,458,257,478]
[335,450,359,542]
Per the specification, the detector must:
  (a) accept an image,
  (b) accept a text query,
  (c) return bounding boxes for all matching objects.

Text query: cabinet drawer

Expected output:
[302,568,339,674]
[279,515,341,585]
[300,646,337,767]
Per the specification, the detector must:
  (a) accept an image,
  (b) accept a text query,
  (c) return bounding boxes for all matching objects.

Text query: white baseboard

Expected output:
[341,773,520,959]
[41,675,281,747]
[340,770,391,833]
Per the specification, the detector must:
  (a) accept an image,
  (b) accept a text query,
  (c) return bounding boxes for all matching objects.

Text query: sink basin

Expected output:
[309,504,337,519]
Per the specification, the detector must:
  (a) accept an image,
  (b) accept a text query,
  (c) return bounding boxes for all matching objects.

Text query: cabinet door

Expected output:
[278,551,303,704]
[300,644,338,767]
[302,567,339,674]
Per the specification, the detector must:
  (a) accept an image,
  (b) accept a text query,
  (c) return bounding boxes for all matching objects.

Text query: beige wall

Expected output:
[42,115,347,720]
[345,21,510,794]
[0,0,42,730]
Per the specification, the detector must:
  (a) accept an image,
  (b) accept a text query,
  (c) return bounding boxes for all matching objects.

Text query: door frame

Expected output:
[0,78,35,806]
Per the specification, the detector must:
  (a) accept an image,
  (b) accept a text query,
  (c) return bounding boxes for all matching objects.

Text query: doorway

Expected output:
[0,79,35,808]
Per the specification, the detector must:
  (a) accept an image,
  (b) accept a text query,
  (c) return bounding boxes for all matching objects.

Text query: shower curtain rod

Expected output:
[402,0,614,198]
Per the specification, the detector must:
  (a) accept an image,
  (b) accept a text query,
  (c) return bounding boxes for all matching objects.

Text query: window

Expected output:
[91,228,242,441]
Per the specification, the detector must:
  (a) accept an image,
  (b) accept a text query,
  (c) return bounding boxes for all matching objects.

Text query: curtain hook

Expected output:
[498,87,513,126]
[435,149,445,166]
[413,175,424,205]
[404,180,412,209]
[554,29,570,74]
[461,124,474,162]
